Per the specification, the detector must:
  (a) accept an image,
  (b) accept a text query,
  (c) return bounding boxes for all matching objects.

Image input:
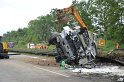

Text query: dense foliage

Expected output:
[3,0,124,48]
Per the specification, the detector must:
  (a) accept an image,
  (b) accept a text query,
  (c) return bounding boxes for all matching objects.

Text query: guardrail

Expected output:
[9,48,57,56]
[9,48,124,66]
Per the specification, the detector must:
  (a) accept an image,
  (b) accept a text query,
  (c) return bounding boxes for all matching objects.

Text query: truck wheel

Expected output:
[0,43,3,53]
[5,55,9,59]
[48,35,57,45]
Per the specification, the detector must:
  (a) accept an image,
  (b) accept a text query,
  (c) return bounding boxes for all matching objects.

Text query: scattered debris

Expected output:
[117,77,124,82]
[72,66,124,76]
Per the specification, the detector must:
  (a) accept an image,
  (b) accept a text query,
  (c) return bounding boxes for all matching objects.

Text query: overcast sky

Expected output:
[0,0,83,35]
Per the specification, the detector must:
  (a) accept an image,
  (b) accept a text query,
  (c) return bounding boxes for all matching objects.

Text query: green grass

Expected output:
[48,45,56,50]
[102,40,116,53]
[100,40,124,54]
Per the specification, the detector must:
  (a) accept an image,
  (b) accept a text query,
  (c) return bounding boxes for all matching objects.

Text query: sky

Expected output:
[0,0,83,35]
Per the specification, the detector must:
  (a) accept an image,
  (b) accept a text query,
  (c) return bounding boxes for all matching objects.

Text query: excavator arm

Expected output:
[56,6,88,29]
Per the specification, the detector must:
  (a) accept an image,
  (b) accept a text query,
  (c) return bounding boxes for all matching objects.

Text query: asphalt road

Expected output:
[0,54,93,82]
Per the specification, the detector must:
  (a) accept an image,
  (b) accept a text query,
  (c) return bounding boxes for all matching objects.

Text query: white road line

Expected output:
[34,66,70,77]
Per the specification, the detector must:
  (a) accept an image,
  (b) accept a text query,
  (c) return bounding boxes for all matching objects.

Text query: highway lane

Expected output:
[0,55,92,82]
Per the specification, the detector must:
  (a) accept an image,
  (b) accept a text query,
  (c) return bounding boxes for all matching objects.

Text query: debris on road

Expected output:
[72,66,124,76]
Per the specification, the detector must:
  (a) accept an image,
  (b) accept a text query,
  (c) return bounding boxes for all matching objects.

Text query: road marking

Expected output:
[30,57,38,59]
[34,66,70,77]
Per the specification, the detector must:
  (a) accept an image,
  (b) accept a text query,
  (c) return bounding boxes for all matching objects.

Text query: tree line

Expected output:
[3,0,124,47]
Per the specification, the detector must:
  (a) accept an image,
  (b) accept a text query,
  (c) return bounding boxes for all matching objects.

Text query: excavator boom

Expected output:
[56,6,87,29]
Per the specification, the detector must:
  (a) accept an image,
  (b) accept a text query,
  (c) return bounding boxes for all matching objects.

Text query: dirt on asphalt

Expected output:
[9,53,124,82]
[13,54,60,67]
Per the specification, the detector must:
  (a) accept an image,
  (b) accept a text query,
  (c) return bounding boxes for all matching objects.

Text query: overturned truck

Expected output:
[49,26,97,67]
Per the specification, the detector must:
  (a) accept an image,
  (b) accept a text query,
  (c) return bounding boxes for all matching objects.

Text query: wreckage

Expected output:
[48,6,97,67]
[49,26,97,67]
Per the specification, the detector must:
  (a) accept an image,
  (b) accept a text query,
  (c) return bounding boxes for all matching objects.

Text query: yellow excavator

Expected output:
[0,36,9,59]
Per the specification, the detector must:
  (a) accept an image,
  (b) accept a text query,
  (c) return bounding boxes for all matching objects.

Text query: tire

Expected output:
[5,55,9,59]
[48,35,58,45]
[0,54,9,59]
[0,43,3,53]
